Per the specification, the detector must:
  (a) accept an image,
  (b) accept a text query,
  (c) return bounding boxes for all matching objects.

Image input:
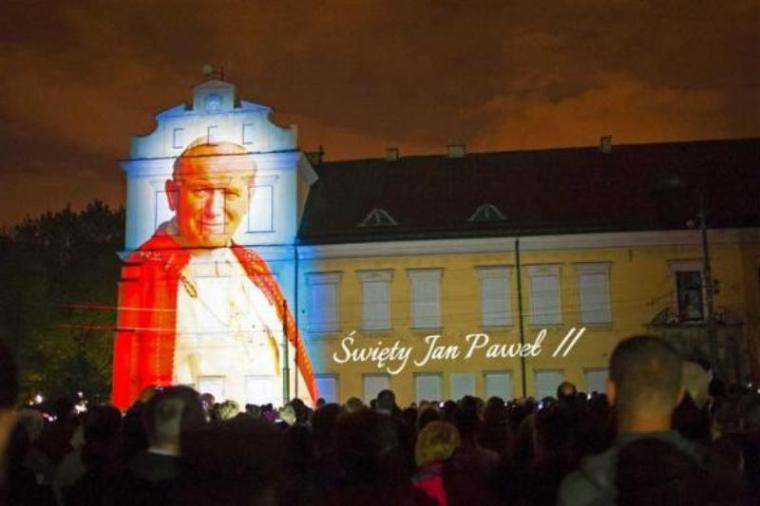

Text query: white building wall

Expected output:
[122,79,315,252]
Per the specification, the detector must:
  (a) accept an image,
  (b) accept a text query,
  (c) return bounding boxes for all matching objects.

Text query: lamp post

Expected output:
[698,192,721,379]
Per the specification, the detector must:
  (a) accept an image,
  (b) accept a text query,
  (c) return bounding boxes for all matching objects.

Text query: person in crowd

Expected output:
[4,423,56,505]
[442,396,501,505]
[322,409,435,505]
[376,389,398,416]
[289,398,311,426]
[451,396,499,474]
[57,405,122,505]
[403,407,419,436]
[478,397,509,459]
[715,392,760,503]
[109,386,206,506]
[279,403,343,505]
[558,335,698,505]
[131,386,204,476]
[515,402,579,506]
[199,392,215,416]
[616,438,709,506]
[120,385,156,465]
[344,397,365,413]
[179,416,284,506]
[0,341,17,483]
[36,396,79,469]
[217,399,241,421]
[418,406,441,433]
[412,421,460,505]
[683,361,710,410]
[278,404,297,429]
[576,392,614,456]
[0,341,56,505]
[557,382,577,403]
[278,422,317,505]
[246,403,263,419]
[16,408,54,485]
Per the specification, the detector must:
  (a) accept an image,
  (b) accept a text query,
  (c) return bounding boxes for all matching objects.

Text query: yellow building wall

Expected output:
[301,234,759,406]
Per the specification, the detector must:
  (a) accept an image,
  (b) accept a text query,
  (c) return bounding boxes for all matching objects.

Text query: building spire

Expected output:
[201,64,225,81]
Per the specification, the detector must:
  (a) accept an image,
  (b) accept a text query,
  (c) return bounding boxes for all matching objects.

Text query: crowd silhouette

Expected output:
[1,335,758,506]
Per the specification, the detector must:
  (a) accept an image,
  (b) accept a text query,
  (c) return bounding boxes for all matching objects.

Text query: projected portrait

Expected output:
[112,140,317,410]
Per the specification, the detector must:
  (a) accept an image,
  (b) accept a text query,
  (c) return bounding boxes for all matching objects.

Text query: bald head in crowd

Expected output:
[608,335,684,431]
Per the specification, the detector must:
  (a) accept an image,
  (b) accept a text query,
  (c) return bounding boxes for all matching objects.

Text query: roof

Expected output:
[297,138,760,244]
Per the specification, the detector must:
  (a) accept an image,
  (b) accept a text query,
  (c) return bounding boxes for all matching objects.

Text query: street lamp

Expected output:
[697,192,721,379]
[659,175,721,378]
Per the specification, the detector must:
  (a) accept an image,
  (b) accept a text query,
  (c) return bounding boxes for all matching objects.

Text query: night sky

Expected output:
[1,0,758,226]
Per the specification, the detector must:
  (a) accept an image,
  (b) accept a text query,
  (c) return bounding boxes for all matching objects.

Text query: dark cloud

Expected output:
[0,0,758,225]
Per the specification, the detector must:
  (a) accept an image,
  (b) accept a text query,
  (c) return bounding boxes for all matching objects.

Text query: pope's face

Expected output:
[167,153,254,248]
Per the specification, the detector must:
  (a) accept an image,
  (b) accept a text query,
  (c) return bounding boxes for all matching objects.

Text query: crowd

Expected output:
[0,335,759,506]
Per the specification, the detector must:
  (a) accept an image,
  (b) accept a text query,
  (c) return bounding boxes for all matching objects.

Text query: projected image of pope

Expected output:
[112,140,317,410]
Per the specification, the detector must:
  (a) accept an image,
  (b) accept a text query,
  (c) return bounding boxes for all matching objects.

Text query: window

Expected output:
[358,270,392,330]
[584,368,608,395]
[407,269,442,329]
[468,203,507,223]
[484,371,513,400]
[450,373,475,401]
[477,266,512,326]
[576,263,612,324]
[307,272,341,332]
[316,375,339,403]
[245,375,276,405]
[534,369,564,400]
[172,127,185,149]
[677,271,704,321]
[247,185,274,232]
[198,376,225,401]
[363,374,390,404]
[242,123,254,145]
[669,261,705,322]
[415,373,442,402]
[207,125,219,143]
[528,265,561,325]
[358,208,398,227]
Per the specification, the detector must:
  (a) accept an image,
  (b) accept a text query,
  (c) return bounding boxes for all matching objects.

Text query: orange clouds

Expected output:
[0,1,758,225]
[475,73,732,151]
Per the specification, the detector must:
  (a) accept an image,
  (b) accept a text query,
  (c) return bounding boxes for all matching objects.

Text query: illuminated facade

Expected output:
[115,79,760,408]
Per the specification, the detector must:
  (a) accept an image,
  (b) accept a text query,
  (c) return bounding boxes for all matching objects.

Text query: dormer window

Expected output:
[205,93,222,113]
[358,208,398,227]
[468,203,507,223]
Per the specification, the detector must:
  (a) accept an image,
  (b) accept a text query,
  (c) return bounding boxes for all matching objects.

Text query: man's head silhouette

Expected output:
[608,335,684,432]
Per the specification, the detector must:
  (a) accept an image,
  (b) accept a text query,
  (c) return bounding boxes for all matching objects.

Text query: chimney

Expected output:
[599,135,612,153]
[305,145,324,166]
[386,147,399,162]
[447,143,466,158]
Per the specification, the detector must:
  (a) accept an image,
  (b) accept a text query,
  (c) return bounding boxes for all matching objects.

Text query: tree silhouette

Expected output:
[0,201,124,404]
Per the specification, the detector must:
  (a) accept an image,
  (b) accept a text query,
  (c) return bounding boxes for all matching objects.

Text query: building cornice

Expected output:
[296,228,760,260]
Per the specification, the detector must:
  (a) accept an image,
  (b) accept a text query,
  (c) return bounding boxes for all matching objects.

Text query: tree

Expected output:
[0,201,124,404]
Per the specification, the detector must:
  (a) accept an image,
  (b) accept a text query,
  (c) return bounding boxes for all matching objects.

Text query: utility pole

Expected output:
[515,238,527,398]
[283,299,290,404]
[699,192,721,379]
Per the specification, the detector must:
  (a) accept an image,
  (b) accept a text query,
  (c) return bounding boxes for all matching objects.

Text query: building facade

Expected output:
[116,79,760,407]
